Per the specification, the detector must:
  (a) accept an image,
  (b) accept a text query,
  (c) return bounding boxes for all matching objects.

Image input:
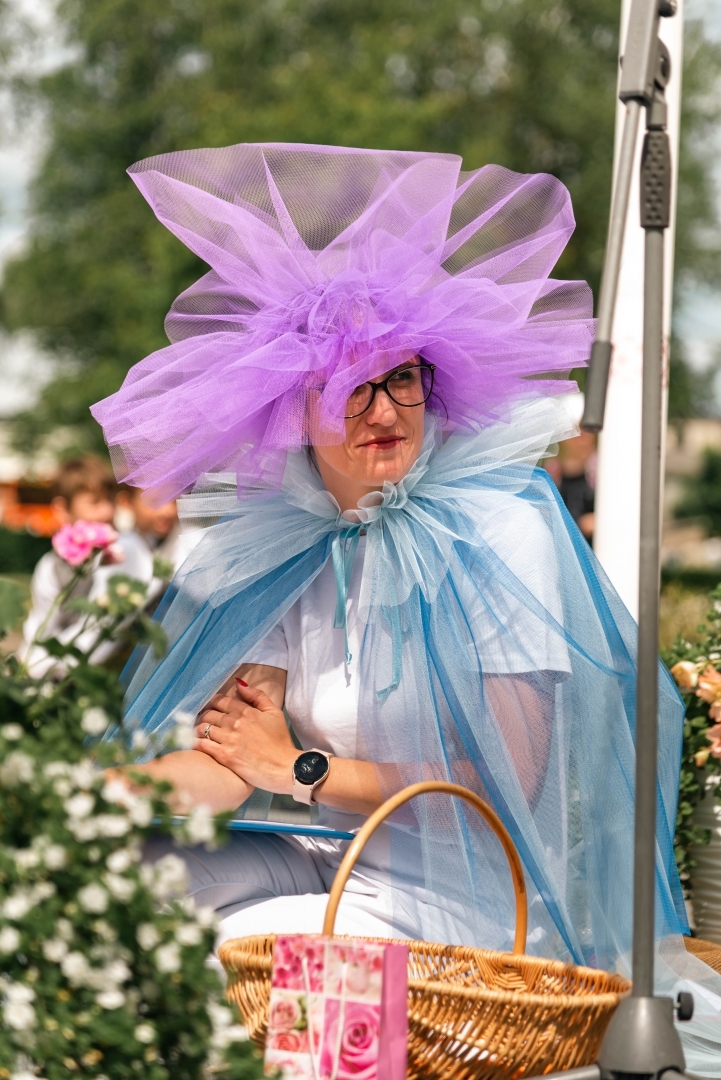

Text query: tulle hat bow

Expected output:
[90,142,594,503]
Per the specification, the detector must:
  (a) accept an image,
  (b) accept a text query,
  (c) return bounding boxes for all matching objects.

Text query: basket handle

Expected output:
[322,780,528,954]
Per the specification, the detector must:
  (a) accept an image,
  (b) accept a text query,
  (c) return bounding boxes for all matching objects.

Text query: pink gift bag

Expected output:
[264,934,408,1080]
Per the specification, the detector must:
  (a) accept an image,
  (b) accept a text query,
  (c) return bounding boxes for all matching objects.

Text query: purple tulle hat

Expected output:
[90,142,594,503]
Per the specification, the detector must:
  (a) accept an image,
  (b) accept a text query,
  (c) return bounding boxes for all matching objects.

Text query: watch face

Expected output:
[294,751,328,786]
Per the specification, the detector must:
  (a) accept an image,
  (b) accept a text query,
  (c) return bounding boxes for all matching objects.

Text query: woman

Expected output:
[92,146,721,1063]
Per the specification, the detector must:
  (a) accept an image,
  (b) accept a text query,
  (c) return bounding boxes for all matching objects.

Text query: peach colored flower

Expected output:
[696,665,721,705]
[670,661,699,691]
[706,724,721,759]
[694,748,711,768]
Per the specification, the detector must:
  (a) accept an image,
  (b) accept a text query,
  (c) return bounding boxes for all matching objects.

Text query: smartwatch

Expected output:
[292,749,332,805]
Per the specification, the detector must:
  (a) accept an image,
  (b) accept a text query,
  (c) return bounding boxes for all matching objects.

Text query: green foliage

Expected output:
[668,340,721,425]
[0,556,264,1078]
[675,446,721,535]
[663,586,721,890]
[0,528,52,576]
[0,577,26,638]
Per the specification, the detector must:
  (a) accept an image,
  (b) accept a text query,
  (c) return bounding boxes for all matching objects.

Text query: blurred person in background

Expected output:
[115,486,181,603]
[20,456,119,672]
[21,462,182,674]
[545,430,597,543]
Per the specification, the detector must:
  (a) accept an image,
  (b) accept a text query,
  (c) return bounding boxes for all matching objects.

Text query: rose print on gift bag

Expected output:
[265,936,408,1080]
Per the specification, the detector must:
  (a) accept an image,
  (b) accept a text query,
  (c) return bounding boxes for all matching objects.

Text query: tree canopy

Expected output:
[1,0,720,455]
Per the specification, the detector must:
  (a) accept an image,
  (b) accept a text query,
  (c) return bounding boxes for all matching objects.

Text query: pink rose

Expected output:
[271,1030,305,1053]
[101,542,125,565]
[52,521,119,567]
[269,996,303,1032]
[321,1001,380,1080]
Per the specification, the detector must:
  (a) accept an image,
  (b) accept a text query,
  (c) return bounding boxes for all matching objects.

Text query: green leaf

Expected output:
[0,576,27,638]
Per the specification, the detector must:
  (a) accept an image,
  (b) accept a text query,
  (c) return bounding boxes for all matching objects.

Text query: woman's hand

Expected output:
[194,682,297,795]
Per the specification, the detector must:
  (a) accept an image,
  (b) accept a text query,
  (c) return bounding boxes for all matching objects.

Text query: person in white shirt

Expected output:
[21,456,119,675]
[115,487,182,606]
[22,461,181,675]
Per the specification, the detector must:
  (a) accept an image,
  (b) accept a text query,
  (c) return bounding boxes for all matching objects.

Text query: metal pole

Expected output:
[632,224,665,996]
[582,102,642,433]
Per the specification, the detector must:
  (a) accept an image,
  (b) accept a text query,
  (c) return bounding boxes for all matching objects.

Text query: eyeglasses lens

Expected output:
[345,366,432,417]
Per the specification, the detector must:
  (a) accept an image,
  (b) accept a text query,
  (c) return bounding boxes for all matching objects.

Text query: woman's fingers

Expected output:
[235,681,279,713]
[196,708,232,729]
[206,693,239,712]
[194,736,233,768]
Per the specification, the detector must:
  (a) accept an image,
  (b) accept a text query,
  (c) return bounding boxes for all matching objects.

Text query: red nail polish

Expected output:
[236,678,249,688]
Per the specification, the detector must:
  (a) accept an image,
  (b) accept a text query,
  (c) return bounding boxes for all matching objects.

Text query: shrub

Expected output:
[0,537,264,1079]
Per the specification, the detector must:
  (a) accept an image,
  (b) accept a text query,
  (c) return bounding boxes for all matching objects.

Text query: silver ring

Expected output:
[203,723,212,740]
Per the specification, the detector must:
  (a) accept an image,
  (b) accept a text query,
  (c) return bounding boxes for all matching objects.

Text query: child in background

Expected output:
[20,456,119,673]
[114,487,181,605]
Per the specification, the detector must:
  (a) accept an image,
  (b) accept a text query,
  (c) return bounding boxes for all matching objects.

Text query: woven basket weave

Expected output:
[219,781,631,1079]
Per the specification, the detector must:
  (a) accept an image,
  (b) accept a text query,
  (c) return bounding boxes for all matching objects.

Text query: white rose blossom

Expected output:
[77,883,109,914]
[13,848,41,870]
[81,707,110,736]
[64,792,95,819]
[154,941,181,973]
[208,1000,248,1047]
[67,818,98,842]
[72,761,98,789]
[0,723,23,740]
[42,939,69,963]
[56,918,74,942]
[94,814,130,838]
[0,926,21,953]
[106,848,135,874]
[103,959,131,986]
[131,730,148,751]
[175,922,203,947]
[103,873,136,902]
[143,853,188,900]
[3,983,36,1031]
[96,989,125,1010]
[137,923,161,951]
[61,952,90,985]
[134,1022,156,1044]
[2,891,35,921]
[185,804,215,846]
[0,751,34,787]
[128,797,153,827]
[43,844,67,870]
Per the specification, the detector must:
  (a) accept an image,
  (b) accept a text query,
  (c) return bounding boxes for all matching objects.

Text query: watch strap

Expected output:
[292,749,332,805]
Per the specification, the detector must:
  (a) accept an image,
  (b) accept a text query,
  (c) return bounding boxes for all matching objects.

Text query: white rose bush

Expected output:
[0,550,264,1080]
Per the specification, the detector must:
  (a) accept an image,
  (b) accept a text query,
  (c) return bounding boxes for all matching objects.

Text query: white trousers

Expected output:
[144,831,403,954]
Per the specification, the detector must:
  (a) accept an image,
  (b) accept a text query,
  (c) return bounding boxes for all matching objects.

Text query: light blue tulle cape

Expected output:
[119,398,721,1074]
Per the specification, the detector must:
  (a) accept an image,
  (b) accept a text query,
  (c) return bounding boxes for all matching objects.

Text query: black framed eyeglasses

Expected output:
[344,363,436,419]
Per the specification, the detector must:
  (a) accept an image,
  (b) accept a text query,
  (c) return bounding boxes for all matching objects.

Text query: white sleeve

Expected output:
[240,619,289,671]
[466,496,571,676]
[21,554,62,651]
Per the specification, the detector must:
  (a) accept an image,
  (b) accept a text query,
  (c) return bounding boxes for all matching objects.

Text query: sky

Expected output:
[1,0,721,415]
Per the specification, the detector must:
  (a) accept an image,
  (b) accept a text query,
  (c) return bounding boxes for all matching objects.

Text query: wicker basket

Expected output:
[220,781,631,1079]
[684,935,721,975]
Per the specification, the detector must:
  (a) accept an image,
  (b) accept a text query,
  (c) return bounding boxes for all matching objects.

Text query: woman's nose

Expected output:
[366,386,398,426]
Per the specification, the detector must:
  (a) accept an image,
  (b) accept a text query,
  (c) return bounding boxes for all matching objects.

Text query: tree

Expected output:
[1,0,719,456]
[675,446,721,536]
